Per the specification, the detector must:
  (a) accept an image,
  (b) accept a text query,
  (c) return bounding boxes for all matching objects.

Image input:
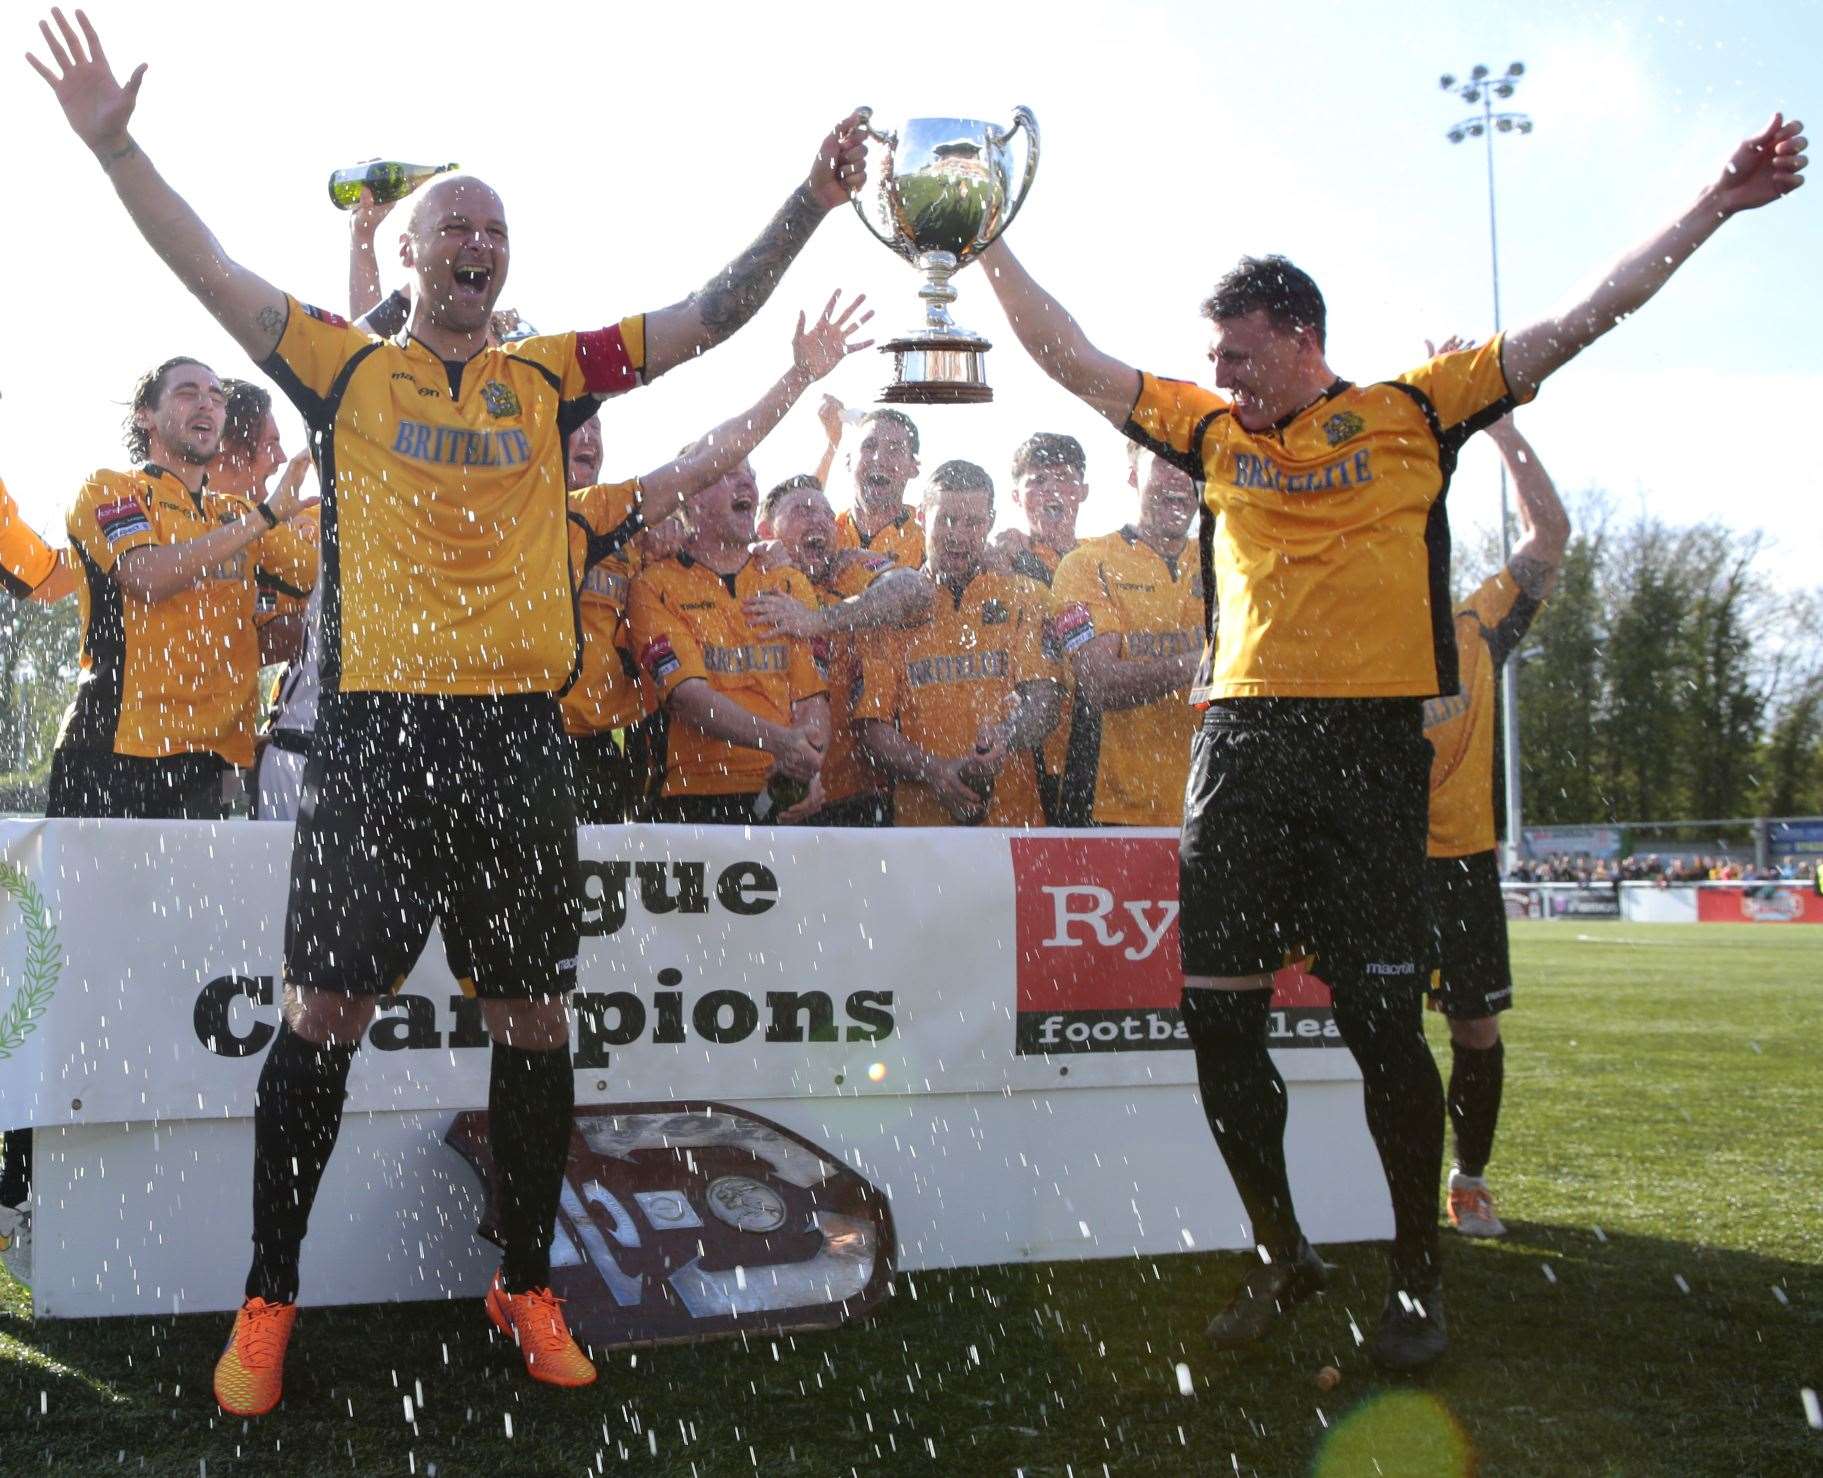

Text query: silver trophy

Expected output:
[851,107,1040,404]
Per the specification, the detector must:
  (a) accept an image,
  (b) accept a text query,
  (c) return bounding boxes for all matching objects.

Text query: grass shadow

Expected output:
[3,1218,1819,1476]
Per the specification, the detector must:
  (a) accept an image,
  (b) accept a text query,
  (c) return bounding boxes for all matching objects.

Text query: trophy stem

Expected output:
[917,251,961,334]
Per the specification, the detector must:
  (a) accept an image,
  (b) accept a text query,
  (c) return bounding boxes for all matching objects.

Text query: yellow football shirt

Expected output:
[561,479,646,738]
[263,296,645,696]
[1425,567,1542,858]
[808,551,894,807]
[1126,335,1529,700]
[64,465,319,766]
[1007,535,1076,803]
[853,569,1058,827]
[627,554,825,797]
[0,476,63,600]
[835,506,925,570]
[254,503,319,630]
[1049,528,1202,826]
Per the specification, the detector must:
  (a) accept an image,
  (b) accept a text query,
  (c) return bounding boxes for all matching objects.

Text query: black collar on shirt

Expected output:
[678,547,754,598]
[1266,378,1353,434]
[856,506,912,548]
[405,333,488,398]
[941,564,987,609]
[142,463,207,516]
[1120,523,1182,580]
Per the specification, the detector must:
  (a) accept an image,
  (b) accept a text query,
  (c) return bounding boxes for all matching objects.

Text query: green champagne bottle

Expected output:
[958,742,996,823]
[327,160,460,210]
[759,771,810,821]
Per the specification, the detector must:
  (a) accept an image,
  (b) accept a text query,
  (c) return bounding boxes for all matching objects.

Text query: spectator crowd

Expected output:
[1506,852,1819,885]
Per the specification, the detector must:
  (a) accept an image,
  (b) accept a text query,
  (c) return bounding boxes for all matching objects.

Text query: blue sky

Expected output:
[3,0,1816,584]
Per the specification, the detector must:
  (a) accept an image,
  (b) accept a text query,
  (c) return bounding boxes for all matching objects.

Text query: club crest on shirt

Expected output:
[480,380,522,419]
[980,599,1010,626]
[1323,410,1366,447]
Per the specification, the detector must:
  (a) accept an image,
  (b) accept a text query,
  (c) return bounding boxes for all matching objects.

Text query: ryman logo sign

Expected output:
[1009,836,1342,1054]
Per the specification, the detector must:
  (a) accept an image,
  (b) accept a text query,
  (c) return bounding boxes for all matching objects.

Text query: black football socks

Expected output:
[1448,1038,1505,1180]
[1180,987,1303,1263]
[1330,982,1445,1288]
[245,1023,358,1304]
[489,1042,575,1294]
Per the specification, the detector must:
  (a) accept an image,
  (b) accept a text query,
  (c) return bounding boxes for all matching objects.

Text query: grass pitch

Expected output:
[3,921,1819,1475]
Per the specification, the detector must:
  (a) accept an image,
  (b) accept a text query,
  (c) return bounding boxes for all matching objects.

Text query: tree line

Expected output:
[1506,495,1822,826]
[0,596,76,811]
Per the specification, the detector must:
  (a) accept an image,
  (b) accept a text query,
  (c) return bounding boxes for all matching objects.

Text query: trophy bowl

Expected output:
[851,108,1039,404]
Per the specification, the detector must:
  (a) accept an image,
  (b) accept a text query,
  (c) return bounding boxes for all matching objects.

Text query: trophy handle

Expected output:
[848,106,906,252]
[980,106,1040,250]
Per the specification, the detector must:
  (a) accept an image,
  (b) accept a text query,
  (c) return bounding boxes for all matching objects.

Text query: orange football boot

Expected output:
[485,1272,597,1388]
[213,1296,298,1416]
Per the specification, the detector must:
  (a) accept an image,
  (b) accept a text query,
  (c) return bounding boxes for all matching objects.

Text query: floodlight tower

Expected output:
[1441,60,1532,869]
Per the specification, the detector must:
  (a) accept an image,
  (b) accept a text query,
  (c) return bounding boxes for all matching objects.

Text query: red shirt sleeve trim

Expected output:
[576,326,639,396]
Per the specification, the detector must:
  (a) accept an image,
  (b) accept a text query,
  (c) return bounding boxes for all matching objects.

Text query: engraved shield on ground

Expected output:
[447,1101,895,1346]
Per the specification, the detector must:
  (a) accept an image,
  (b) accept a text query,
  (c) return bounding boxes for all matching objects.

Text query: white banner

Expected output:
[0,821,1356,1133]
[1623,885,1700,924]
[1522,824,1623,859]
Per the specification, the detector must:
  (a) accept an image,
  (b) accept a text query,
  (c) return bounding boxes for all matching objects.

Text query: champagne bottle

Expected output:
[757,771,810,822]
[327,160,460,210]
[958,740,996,822]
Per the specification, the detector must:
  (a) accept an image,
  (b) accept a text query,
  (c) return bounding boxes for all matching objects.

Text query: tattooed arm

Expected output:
[1488,417,1569,602]
[29,10,291,362]
[641,113,868,379]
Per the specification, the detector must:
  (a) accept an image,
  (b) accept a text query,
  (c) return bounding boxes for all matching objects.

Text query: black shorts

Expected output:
[569,731,644,826]
[1425,850,1514,1019]
[1179,699,1433,984]
[648,792,763,826]
[46,747,228,820]
[285,692,580,1000]
[806,792,892,828]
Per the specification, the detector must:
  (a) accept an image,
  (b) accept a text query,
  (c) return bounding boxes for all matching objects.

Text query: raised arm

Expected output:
[346,189,394,320]
[979,239,1142,426]
[1503,113,1807,399]
[813,396,846,488]
[1486,418,1569,602]
[641,114,868,379]
[639,292,873,528]
[29,9,290,362]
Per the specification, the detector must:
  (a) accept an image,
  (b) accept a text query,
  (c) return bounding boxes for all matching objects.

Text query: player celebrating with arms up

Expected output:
[979,109,1804,1370]
[1422,406,1569,1239]
[30,5,870,1414]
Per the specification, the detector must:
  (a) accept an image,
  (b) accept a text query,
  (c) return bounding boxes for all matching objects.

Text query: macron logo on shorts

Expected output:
[1365,961,1418,976]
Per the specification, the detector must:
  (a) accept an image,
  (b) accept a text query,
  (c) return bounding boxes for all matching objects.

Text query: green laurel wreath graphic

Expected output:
[0,862,60,1060]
